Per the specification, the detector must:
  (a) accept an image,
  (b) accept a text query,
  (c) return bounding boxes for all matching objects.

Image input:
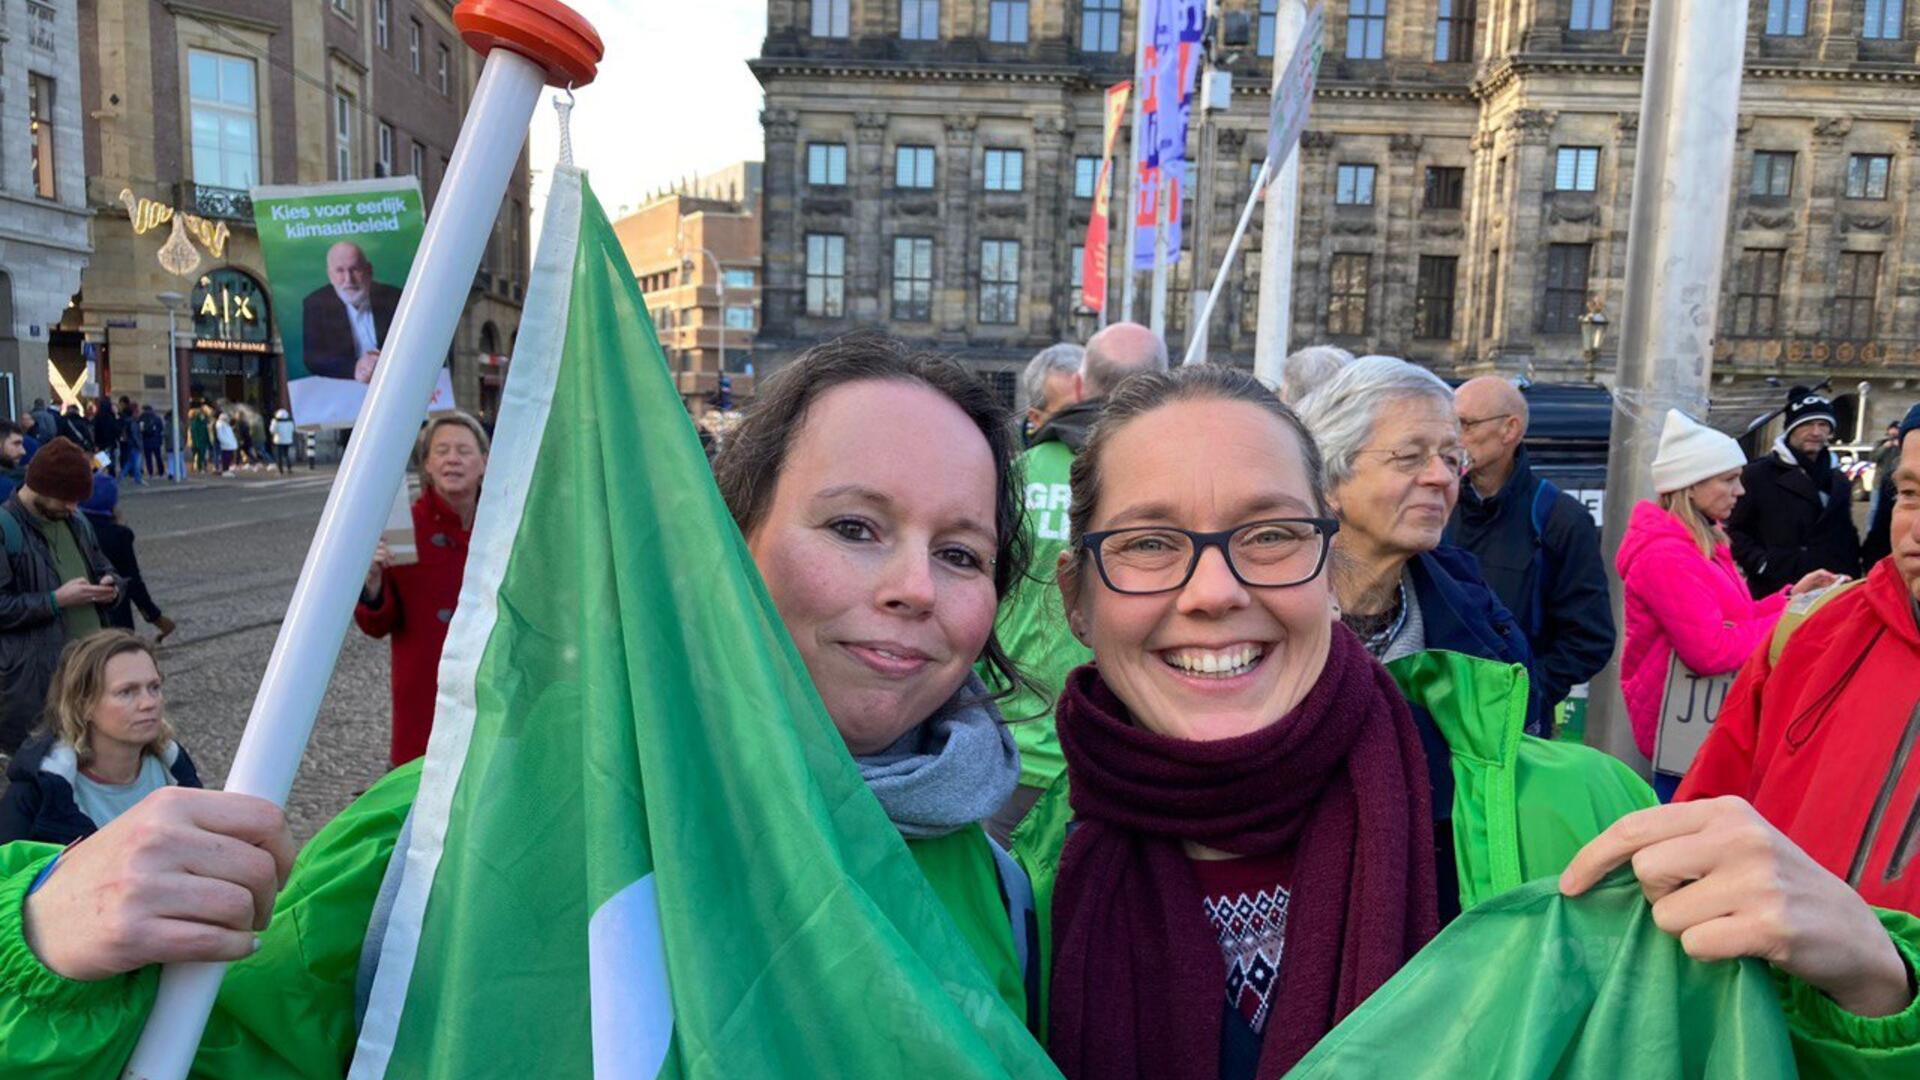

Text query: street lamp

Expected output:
[155,291,188,482]
[1579,297,1610,384]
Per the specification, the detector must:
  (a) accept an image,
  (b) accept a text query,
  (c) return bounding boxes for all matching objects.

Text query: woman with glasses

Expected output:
[1291,356,1549,735]
[1013,365,1918,1080]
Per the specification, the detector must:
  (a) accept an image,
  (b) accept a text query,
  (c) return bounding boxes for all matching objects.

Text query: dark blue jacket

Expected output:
[1443,447,1616,709]
[0,731,202,845]
[1409,544,1546,737]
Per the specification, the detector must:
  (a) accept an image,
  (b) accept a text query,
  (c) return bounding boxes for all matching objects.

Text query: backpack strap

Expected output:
[1523,478,1562,642]
[354,806,416,1032]
[987,836,1041,1032]
[1768,577,1867,667]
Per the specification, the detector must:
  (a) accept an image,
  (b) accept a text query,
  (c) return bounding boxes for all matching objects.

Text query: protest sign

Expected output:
[251,177,455,426]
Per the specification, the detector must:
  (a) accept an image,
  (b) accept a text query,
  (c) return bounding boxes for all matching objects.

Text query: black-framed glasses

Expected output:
[1080,518,1341,596]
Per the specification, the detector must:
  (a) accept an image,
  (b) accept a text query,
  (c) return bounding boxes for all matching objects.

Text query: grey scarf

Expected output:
[854,674,1021,840]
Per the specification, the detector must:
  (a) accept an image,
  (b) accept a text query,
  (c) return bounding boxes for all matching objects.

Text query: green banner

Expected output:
[250,177,452,426]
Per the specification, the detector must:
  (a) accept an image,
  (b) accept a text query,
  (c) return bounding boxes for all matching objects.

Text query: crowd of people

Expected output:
[0,330,1916,1075]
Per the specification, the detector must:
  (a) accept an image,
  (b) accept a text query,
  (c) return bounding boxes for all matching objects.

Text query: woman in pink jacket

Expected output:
[1617,410,1844,795]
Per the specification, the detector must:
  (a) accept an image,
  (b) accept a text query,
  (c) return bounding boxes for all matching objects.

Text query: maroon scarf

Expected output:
[1048,625,1439,1080]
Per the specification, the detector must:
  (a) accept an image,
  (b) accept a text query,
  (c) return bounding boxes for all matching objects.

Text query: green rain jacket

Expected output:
[1011,650,1920,1075]
[0,760,1031,1077]
[987,429,1092,791]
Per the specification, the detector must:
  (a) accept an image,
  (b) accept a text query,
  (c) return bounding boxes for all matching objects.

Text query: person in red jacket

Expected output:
[1680,402,1920,914]
[355,412,489,767]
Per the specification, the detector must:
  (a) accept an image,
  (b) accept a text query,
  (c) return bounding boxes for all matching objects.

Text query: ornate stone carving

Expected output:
[801,195,853,216]
[1505,109,1555,143]
[1300,130,1336,154]
[1330,217,1377,236]
[1421,221,1466,238]
[855,111,889,142]
[1390,133,1424,158]
[1616,112,1639,135]
[1032,114,1069,137]
[943,115,978,144]
[1842,213,1891,234]
[761,108,800,140]
[893,197,940,217]
[1741,208,1795,231]
[1737,113,1756,134]
[1218,127,1248,153]
[983,199,1030,220]
[1812,116,1855,142]
[1548,200,1600,224]
[1471,130,1499,151]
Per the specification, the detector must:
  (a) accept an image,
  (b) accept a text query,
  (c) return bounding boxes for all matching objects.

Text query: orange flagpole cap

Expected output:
[453,0,603,88]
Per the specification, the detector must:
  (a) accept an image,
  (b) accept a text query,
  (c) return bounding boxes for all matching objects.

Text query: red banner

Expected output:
[1082,81,1131,313]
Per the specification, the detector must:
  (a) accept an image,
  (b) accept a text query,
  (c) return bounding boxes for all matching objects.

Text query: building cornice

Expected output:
[1474,54,1920,98]
[1317,81,1477,103]
[750,56,1095,89]
[164,1,281,37]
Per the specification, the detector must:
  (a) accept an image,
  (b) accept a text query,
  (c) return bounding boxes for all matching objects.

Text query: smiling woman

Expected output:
[711,332,1042,1027]
[1013,364,1920,1080]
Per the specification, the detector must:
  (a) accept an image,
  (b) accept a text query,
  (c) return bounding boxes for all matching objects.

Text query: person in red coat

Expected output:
[356,412,489,767]
[1679,404,1920,914]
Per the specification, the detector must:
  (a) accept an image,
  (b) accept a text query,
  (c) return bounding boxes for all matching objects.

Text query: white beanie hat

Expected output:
[1651,409,1746,494]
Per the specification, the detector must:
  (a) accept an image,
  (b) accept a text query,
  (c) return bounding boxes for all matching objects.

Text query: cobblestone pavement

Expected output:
[117,466,392,844]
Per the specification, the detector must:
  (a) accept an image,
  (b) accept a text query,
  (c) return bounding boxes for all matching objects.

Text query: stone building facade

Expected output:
[754,0,1920,429]
[614,162,763,417]
[61,0,529,427]
[0,0,91,415]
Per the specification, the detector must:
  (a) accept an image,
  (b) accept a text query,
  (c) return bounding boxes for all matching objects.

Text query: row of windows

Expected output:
[810,141,1896,215]
[807,143,1034,192]
[1327,243,1884,343]
[1327,254,1464,338]
[342,0,454,93]
[1731,248,1882,338]
[803,234,1091,323]
[1542,145,1895,199]
[803,0,1909,62]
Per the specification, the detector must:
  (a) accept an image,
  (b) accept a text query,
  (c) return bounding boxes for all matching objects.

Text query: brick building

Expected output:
[61,0,530,426]
[613,162,762,415]
[752,0,1920,429]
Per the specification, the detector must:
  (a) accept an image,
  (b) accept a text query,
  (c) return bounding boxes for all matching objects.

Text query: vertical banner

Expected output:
[1082,81,1132,313]
[1133,0,1204,271]
[1264,3,1327,183]
[251,177,456,426]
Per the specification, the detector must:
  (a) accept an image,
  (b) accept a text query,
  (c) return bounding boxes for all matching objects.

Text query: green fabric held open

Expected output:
[1283,871,1797,1078]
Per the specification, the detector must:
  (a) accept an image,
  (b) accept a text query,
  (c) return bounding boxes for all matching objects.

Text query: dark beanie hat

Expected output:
[1901,402,1920,443]
[23,437,95,502]
[1783,385,1838,435]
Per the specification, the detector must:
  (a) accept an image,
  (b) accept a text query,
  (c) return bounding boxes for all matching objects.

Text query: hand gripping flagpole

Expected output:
[122,4,600,1077]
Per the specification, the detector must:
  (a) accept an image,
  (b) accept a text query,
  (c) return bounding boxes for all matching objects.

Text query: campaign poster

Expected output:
[251,177,455,426]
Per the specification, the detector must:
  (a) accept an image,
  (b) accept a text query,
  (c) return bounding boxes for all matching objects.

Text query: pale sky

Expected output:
[525,0,767,236]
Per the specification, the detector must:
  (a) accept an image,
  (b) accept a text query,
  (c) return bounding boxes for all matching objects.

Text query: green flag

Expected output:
[347,166,1057,1078]
[1283,872,1796,1078]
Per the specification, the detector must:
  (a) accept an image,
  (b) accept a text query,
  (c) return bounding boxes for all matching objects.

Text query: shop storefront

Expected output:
[186,267,279,412]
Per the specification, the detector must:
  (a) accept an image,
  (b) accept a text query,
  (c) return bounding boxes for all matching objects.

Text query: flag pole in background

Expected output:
[121,3,602,1077]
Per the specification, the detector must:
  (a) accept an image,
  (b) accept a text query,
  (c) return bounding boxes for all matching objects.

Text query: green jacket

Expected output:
[984,438,1090,789]
[1010,649,1920,1072]
[0,760,1030,1076]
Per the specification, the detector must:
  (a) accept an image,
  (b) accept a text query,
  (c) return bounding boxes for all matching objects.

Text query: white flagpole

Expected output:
[120,4,600,1076]
[1182,158,1267,365]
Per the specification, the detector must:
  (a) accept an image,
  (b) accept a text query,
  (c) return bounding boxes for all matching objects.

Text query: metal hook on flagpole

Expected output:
[555,84,577,168]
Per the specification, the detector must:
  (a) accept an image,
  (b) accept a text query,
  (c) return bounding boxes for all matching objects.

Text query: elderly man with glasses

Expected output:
[1295,356,1551,736]
[1443,376,1616,726]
